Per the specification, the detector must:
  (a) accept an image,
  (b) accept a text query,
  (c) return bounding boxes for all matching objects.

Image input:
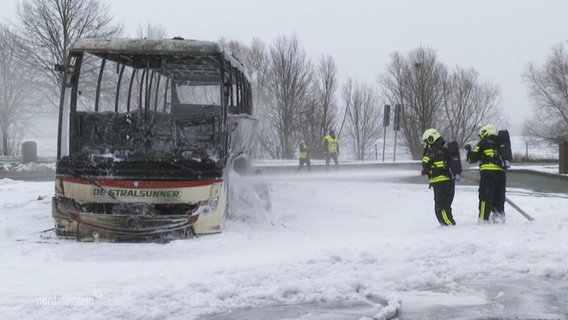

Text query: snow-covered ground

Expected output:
[1,166,567,320]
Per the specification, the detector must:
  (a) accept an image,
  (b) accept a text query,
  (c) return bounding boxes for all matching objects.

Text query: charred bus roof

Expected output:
[68,38,248,84]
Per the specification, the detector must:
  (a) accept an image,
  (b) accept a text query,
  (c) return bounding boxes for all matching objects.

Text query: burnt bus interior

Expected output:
[57,39,254,180]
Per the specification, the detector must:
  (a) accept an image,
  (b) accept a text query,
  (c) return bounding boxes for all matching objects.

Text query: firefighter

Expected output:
[323,129,339,170]
[297,139,311,172]
[422,128,456,226]
[465,124,506,223]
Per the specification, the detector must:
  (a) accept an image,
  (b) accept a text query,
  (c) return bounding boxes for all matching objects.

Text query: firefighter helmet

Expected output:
[422,128,441,144]
[479,124,497,138]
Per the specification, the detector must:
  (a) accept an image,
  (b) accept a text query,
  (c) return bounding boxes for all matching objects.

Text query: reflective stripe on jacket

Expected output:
[422,143,452,184]
[466,136,505,172]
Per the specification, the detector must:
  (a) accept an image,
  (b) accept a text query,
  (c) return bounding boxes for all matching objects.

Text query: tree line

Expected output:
[221,38,502,160]
[0,0,566,159]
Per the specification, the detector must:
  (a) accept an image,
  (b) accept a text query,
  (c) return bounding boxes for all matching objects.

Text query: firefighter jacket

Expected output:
[466,135,505,172]
[422,139,452,184]
[298,141,309,159]
[323,135,338,154]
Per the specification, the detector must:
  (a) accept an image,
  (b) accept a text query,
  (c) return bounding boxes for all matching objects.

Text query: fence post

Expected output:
[560,141,568,174]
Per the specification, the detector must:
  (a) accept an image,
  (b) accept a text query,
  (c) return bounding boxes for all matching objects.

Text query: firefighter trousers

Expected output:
[478,170,506,221]
[432,179,456,226]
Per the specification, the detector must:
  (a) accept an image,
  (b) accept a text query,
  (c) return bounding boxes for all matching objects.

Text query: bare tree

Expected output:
[524,44,568,143]
[219,37,276,158]
[220,37,337,160]
[442,67,501,146]
[221,38,271,115]
[300,54,338,159]
[16,0,123,107]
[136,22,167,39]
[380,47,448,159]
[342,78,383,160]
[220,37,271,117]
[245,39,277,159]
[266,34,313,159]
[0,25,38,156]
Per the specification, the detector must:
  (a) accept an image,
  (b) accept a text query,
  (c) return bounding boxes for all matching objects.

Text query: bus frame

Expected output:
[52,38,256,242]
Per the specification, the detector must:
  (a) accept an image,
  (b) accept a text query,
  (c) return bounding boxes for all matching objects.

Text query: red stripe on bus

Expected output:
[58,176,223,188]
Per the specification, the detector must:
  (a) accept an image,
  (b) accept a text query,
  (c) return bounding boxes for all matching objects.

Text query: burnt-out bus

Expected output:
[52,38,257,242]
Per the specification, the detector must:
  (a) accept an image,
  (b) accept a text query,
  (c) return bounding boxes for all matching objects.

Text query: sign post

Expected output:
[393,104,402,162]
[382,104,390,161]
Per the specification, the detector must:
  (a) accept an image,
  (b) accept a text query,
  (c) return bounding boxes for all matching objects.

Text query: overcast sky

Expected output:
[2,0,568,131]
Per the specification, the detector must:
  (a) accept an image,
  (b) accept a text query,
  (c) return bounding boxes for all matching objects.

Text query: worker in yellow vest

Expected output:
[297,139,311,172]
[323,129,339,170]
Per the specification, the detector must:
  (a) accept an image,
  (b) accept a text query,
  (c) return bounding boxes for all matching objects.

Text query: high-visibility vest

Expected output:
[298,141,308,159]
[324,135,338,153]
